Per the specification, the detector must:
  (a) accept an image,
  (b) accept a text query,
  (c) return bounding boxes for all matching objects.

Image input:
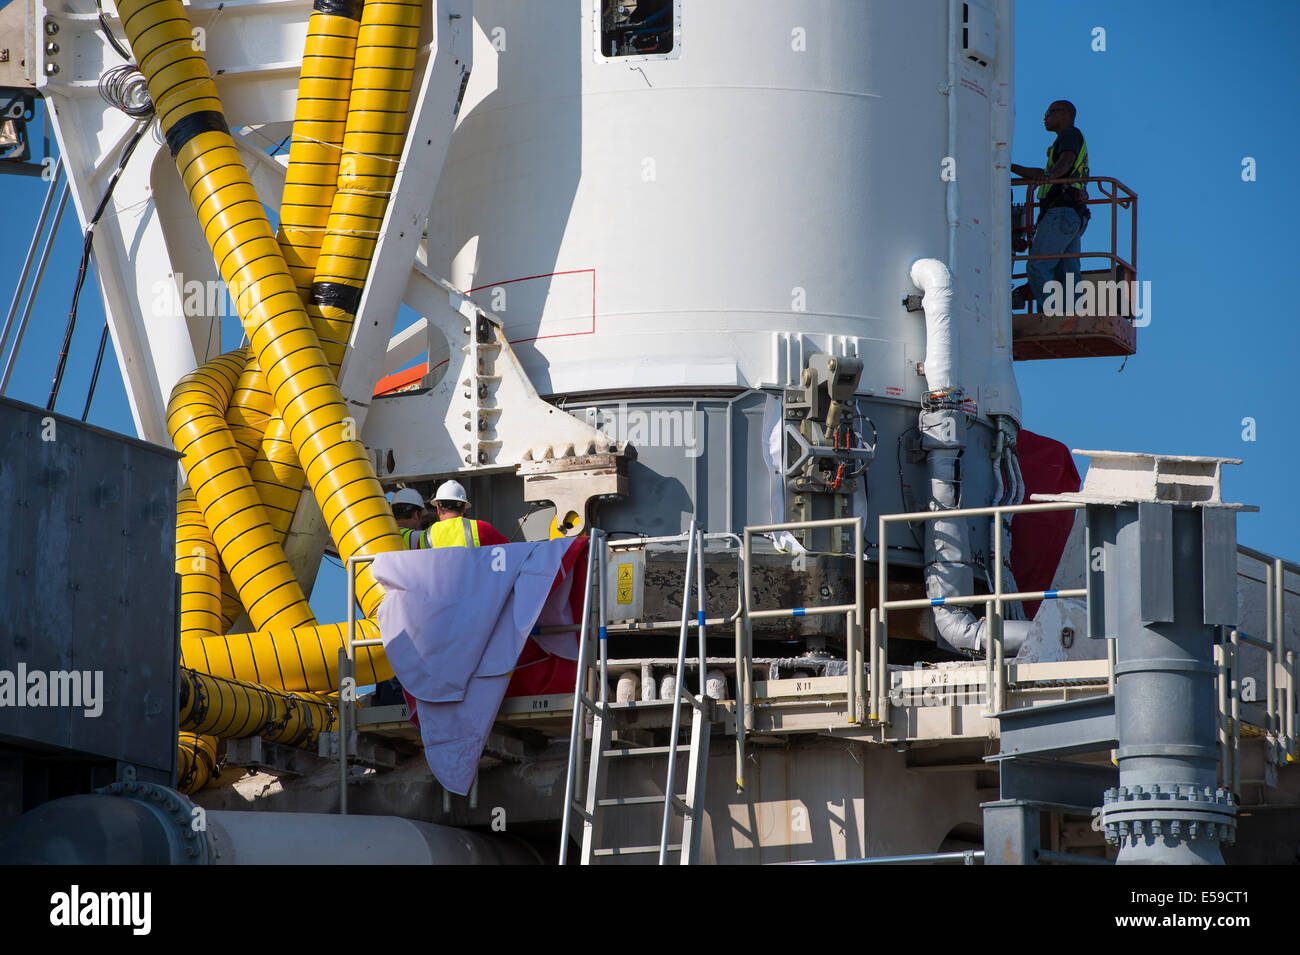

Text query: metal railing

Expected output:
[559,527,745,862]
[876,502,1088,724]
[558,531,601,863]
[1229,546,1299,771]
[739,517,865,790]
[1011,175,1138,316]
[340,553,382,815]
[338,519,1298,836]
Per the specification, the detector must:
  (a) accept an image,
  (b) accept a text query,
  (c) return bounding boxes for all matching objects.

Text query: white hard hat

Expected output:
[433,480,469,508]
[391,488,425,509]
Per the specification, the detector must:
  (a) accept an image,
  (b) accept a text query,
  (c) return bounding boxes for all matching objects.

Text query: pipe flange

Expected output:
[1099,785,1237,847]
[98,781,211,864]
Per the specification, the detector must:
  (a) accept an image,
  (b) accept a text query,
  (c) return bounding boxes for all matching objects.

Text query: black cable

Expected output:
[80,322,110,421]
[896,428,924,550]
[98,65,154,119]
[96,0,133,61]
[47,121,148,413]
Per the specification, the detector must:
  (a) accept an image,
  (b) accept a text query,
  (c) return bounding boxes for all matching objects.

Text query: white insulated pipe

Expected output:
[910,258,960,396]
[910,259,1032,654]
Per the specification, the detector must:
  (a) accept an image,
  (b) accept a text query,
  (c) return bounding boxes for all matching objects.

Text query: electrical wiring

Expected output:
[95,0,133,61]
[47,120,149,413]
[896,427,924,550]
[98,64,153,119]
[80,323,111,421]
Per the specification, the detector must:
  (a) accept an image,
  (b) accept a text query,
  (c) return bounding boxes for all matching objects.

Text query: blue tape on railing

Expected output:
[599,626,608,641]
[793,608,806,616]
[1044,590,1059,600]
[697,611,705,627]
[931,597,946,607]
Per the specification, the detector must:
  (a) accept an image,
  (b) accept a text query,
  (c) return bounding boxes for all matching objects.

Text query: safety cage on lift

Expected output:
[1010,175,1138,361]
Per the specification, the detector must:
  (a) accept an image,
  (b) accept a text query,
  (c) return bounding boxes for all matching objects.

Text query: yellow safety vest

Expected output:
[1037,132,1089,201]
[407,516,481,550]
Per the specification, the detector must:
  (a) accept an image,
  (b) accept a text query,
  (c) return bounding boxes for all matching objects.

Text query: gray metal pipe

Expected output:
[0,783,541,865]
[1098,505,1237,864]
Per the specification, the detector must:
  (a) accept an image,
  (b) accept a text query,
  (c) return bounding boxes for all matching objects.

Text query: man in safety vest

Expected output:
[390,487,427,534]
[1011,100,1090,314]
[401,480,509,549]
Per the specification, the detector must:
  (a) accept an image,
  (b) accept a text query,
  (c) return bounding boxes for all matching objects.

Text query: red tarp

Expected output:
[503,536,587,697]
[1011,430,1081,619]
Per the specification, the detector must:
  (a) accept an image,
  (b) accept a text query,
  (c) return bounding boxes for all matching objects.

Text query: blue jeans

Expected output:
[1026,207,1083,311]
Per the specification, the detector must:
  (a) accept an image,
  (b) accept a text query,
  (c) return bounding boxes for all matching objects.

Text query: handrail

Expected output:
[558,532,599,864]
[1010,175,1138,316]
[1232,543,1297,763]
[877,501,1087,724]
[739,517,865,788]
[659,521,699,864]
[562,527,747,858]
[341,553,381,815]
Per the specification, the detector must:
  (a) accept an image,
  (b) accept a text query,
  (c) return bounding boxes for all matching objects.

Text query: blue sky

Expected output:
[1,0,1295,625]
[1012,1,1299,555]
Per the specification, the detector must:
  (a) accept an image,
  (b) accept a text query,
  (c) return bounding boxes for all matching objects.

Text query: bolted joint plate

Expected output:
[98,780,210,863]
[1099,785,1237,847]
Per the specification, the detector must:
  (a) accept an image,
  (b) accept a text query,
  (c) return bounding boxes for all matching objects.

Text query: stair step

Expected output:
[594,844,682,857]
[608,693,708,712]
[597,794,688,808]
[601,745,692,758]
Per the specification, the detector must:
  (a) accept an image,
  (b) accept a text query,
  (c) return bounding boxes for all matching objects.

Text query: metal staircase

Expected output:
[560,523,713,864]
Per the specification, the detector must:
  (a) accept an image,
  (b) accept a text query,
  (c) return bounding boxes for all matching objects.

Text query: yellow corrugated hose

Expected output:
[119,0,406,615]
[249,2,365,545]
[177,733,219,795]
[249,0,421,551]
[128,0,426,786]
[311,0,422,375]
[176,484,223,642]
[167,350,318,632]
[179,668,337,749]
[181,618,390,693]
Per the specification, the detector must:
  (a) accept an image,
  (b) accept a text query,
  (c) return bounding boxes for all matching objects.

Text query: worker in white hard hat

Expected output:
[403,479,508,549]
[390,488,428,546]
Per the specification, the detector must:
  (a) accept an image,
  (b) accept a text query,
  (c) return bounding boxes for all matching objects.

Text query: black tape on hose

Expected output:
[311,282,363,315]
[312,0,363,20]
[165,111,230,158]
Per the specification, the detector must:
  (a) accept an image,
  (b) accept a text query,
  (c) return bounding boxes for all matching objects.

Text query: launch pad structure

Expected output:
[0,0,1296,866]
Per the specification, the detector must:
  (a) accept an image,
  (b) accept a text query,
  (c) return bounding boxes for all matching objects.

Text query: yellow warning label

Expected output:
[617,583,634,604]
[617,563,633,583]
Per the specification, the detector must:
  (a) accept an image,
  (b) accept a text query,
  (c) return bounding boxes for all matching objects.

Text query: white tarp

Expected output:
[372,538,580,794]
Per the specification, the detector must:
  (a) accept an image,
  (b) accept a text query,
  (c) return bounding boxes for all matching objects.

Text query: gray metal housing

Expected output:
[0,395,179,819]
